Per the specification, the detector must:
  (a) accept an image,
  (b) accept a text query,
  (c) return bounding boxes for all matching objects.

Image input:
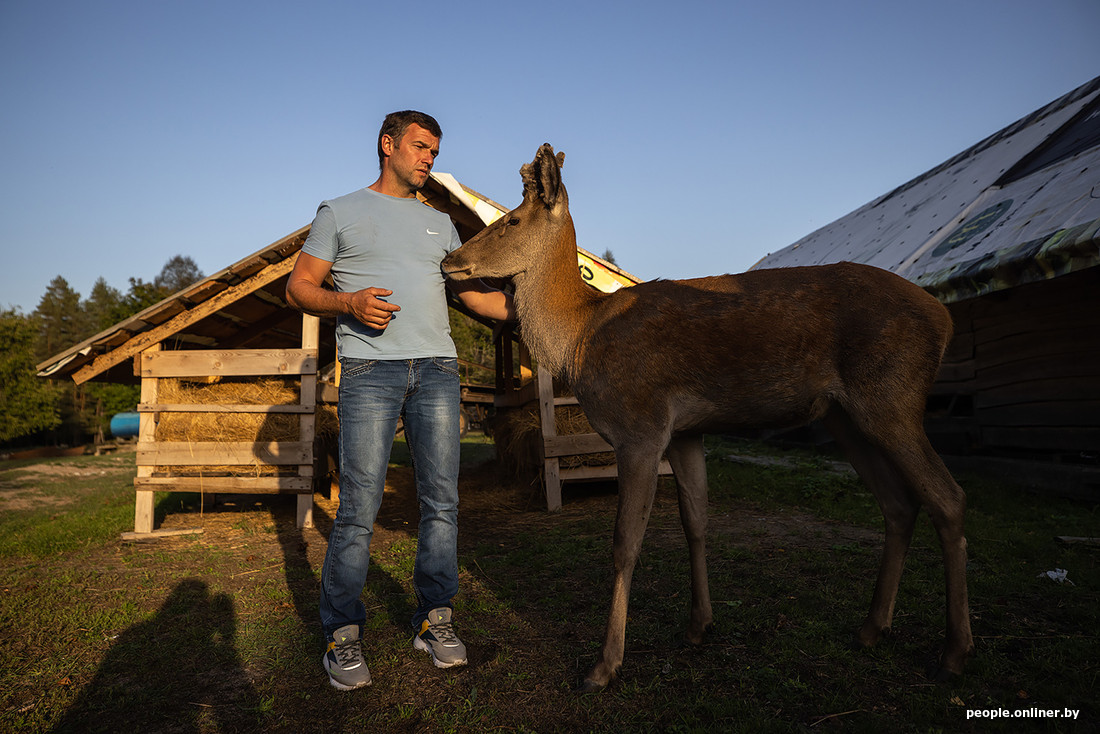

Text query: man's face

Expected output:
[383,123,440,192]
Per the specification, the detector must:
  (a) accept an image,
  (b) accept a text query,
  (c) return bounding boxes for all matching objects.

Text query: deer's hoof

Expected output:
[851,623,890,650]
[848,631,879,651]
[929,643,974,682]
[574,678,605,695]
[685,624,711,647]
[928,661,963,684]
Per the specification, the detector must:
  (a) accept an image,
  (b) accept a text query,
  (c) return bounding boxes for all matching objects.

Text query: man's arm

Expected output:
[286,252,401,330]
[447,277,515,322]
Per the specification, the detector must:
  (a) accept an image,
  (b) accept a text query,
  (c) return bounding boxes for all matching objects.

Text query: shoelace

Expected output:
[332,639,365,669]
[429,621,459,647]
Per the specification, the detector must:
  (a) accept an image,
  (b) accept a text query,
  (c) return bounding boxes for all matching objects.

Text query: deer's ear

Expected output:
[520,160,538,202]
[521,144,565,208]
[536,144,561,208]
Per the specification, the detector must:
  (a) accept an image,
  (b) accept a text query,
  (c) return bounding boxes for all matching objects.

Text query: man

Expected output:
[286,110,513,691]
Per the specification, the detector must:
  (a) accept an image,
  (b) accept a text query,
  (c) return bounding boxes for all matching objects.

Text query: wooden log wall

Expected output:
[933,266,1099,460]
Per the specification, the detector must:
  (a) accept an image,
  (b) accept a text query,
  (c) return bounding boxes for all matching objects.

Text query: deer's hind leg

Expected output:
[823,408,920,648]
[667,434,713,644]
[889,435,973,677]
[826,405,973,677]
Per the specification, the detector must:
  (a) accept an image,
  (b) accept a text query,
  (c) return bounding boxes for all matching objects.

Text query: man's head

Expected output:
[377,110,442,170]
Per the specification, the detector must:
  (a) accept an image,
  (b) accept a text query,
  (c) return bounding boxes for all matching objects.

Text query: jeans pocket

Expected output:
[431,357,460,378]
[341,358,378,380]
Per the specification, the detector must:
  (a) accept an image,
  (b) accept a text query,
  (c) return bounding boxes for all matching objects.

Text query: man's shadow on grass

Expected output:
[52,579,264,733]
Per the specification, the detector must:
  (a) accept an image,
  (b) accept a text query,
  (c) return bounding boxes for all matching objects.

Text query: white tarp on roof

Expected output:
[753,77,1100,303]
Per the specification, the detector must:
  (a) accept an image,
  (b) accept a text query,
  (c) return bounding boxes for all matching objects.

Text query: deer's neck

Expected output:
[512,217,603,380]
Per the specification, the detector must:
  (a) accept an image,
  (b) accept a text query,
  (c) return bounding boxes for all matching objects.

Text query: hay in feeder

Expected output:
[493,401,616,479]
[152,376,337,477]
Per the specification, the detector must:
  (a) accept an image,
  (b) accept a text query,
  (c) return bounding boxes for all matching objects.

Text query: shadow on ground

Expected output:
[51,579,263,733]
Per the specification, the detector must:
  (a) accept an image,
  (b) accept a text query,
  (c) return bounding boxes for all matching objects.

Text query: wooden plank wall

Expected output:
[130,316,320,534]
[934,266,1099,459]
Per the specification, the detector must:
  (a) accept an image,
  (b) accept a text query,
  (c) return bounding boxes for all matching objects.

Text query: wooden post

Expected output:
[537,364,562,511]
[298,313,320,529]
[496,325,515,394]
[134,344,161,533]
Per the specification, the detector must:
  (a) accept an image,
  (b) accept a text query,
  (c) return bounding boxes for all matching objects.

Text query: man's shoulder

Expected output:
[324,187,447,221]
[322,187,376,211]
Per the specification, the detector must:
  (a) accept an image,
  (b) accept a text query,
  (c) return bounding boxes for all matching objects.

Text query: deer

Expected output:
[442,144,974,693]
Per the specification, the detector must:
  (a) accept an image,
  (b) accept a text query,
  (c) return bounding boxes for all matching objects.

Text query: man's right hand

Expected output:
[287,252,402,330]
[346,287,401,330]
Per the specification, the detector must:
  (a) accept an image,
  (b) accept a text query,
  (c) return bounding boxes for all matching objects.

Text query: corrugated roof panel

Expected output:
[753,77,1100,303]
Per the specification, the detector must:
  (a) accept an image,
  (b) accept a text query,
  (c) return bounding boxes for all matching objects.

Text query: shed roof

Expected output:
[38,174,641,384]
[753,76,1100,303]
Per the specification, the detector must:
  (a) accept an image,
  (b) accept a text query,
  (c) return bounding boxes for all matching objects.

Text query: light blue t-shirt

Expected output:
[301,187,463,359]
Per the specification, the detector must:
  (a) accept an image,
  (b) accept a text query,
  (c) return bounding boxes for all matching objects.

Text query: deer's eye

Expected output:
[507,217,520,226]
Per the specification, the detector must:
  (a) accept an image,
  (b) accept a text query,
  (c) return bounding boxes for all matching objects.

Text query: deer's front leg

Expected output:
[579,451,660,693]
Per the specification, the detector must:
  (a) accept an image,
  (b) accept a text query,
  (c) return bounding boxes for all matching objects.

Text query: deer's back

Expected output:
[572,262,951,435]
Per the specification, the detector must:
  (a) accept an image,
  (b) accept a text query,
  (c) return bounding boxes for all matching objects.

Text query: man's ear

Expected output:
[380,134,394,156]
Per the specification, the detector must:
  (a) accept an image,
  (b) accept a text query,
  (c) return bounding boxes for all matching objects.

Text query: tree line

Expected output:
[0,255,204,449]
[1,254,497,451]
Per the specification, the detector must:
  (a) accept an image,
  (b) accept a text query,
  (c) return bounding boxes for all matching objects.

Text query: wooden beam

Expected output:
[73,255,298,385]
[136,441,312,466]
[298,313,319,529]
[538,364,562,511]
[137,403,316,414]
[121,527,204,541]
[138,348,317,378]
[134,344,160,534]
[560,460,673,482]
[543,432,614,458]
[232,308,305,349]
[134,476,313,493]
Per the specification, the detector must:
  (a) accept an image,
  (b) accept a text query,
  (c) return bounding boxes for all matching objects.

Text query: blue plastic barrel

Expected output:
[109,412,140,439]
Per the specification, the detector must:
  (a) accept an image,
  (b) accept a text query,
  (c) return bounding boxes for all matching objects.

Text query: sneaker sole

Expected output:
[323,653,371,690]
[413,634,467,669]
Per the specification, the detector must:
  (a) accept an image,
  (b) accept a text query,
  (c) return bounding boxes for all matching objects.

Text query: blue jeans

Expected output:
[320,357,462,640]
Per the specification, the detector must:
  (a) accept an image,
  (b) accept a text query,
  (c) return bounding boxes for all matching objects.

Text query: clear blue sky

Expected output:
[2,0,1097,314]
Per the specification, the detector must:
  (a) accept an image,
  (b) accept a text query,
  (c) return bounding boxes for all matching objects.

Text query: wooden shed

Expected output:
[37,172,649,531]
[753,76,1100,497]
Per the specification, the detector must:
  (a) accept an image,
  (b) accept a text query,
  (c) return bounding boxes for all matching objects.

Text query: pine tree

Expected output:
[85,277,123,334]
[33,276,86,361]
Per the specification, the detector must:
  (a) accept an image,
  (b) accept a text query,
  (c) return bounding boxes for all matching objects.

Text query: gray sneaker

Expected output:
[413,607,468,668]
[323,624,372,690]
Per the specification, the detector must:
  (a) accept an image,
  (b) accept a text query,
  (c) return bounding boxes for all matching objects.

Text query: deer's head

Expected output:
[442,143,569,282]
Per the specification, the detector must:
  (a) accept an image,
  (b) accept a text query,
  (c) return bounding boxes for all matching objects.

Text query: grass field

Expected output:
[1,435,1097,732]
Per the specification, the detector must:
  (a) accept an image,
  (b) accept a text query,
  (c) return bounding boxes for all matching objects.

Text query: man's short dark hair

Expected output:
[377,110,442,169]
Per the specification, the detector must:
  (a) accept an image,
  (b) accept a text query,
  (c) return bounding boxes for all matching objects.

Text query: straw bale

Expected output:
[491,406,541,479]
[150,377,337,477]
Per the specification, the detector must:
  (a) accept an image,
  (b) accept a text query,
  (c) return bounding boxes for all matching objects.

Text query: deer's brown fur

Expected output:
[443,144,973,691]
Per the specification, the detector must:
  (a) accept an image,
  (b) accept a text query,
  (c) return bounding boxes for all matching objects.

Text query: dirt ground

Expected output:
[141,456,881,583]
[0,460,129,512]
[15,446,1081,732]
